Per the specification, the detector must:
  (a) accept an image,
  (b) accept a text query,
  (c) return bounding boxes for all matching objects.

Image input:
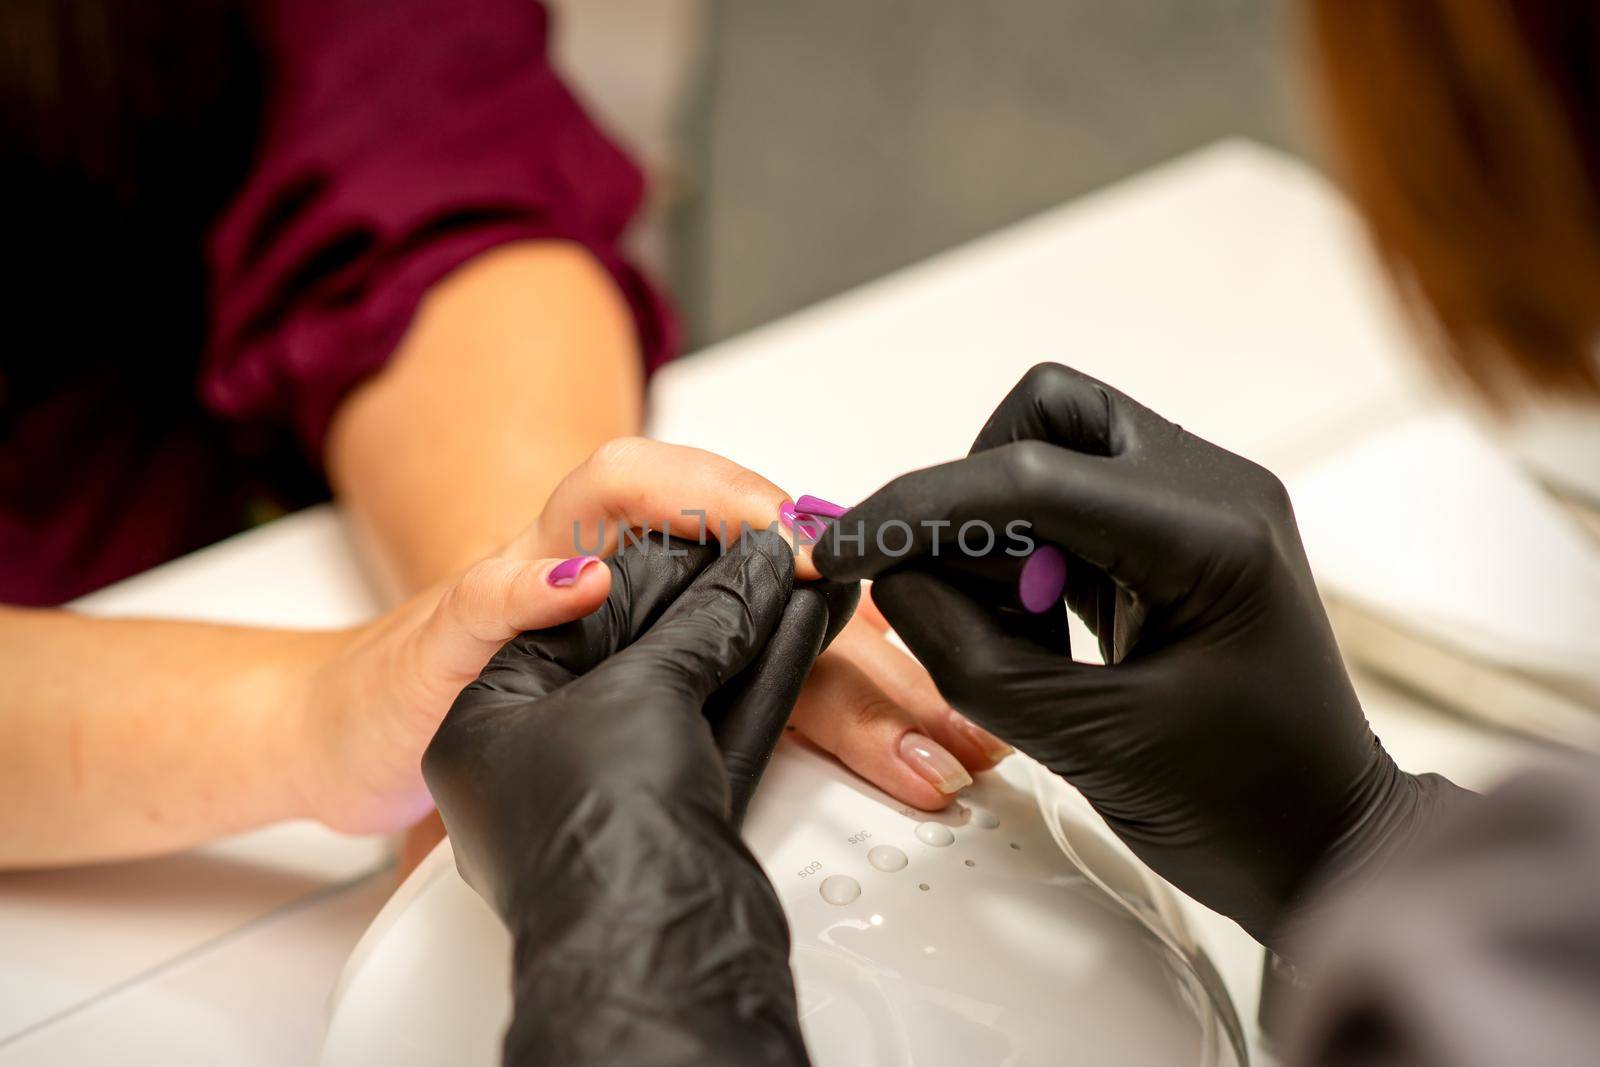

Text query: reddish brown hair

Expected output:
[1306,0,1600,403]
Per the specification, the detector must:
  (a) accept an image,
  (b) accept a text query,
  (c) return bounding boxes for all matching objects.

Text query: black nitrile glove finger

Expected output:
[966,368,1127,659]
[424,532,719,909]
[812,575,861,652]
[471,533,721,702]
[703,577,856,827]
[814,363,1473,949]
[706,585,828,828]
[423,531,812,1067]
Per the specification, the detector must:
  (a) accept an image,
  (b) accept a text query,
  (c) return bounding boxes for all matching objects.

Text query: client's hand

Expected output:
[293,552,613,834]
[509,437,1011,809]
[424,532,817,1067]
[814,363,1470,947]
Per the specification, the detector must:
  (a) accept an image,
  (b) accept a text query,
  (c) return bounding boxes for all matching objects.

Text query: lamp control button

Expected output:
[915,822,955,847]
[819,874,862,905]
[868,845,909,872]
[965,806,1000,829]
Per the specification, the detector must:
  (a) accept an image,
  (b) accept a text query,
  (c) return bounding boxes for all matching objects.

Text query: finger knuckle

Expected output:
[451,559,514,632]
[1021,360,1074,397]
[588,435,650,474]
[849,694,913,734]
[1249,462,1295,515]
[724,467,779,511]
[1001,439,1059,496]
[1214,511,1278,568]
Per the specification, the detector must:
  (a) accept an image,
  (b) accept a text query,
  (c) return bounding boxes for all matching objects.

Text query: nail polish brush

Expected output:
[794,495,1067,614]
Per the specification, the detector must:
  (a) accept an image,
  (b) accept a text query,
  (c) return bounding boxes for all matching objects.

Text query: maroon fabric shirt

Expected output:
[0,0,673,606]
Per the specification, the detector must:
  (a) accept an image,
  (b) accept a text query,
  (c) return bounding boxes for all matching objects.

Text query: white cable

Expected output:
[1024,759,1247,1067]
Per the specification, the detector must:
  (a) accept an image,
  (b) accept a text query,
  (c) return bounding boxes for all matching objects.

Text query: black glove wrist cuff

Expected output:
[1268,767,1479,956]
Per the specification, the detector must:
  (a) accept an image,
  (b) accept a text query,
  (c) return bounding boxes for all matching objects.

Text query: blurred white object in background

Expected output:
[1505,400,1600,515]
[1291,409,1600,749]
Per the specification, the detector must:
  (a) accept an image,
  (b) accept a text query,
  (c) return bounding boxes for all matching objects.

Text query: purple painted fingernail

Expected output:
[795,494,849,519]
[778,501,825,542]
[1017,543,1067,613]
[548,555,601,587]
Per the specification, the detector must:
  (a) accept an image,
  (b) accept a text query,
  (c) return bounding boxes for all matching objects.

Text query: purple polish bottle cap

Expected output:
[1017,544,1067,613]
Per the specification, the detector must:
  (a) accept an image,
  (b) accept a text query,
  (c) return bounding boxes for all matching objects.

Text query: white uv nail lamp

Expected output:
[321,738,1247,1067]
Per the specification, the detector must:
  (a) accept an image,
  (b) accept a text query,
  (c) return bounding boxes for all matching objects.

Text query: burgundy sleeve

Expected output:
[203,0,676,459]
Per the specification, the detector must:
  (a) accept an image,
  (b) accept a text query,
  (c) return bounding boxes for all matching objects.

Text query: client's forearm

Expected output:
[326,241,644,595]
[0,606,328,866]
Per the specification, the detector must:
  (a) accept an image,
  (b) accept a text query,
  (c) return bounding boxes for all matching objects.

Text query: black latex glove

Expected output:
[813,363,1470,948]
[424,531,852,1067]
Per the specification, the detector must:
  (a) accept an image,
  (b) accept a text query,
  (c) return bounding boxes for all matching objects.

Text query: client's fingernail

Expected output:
[947,709,1013,762]
[796,494,849,519]
[778,501,825,543]
[547,555,601,587]
[898,732,973,794]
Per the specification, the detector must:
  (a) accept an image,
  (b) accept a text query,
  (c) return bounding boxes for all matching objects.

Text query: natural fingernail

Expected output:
[947,709,1013,762]
[547,555,601,587]
[796,494,850,519]
[898,732,973,794]
[778,501,825,543]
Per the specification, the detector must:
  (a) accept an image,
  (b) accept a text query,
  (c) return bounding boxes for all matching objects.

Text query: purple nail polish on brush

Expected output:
[795,494,849,519]
[548,555,600,587]
[1017,544,1067,613]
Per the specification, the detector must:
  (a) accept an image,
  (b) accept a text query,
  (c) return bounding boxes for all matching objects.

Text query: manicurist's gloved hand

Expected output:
[424,531,846,1067]
[813,363,1472,948]
[514,438,1013,809]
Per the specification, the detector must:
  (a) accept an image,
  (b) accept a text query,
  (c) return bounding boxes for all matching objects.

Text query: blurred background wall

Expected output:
[550,0,1306,349]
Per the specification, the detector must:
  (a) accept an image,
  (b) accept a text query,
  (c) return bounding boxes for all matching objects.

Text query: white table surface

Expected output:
[0,139,1545,1065]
